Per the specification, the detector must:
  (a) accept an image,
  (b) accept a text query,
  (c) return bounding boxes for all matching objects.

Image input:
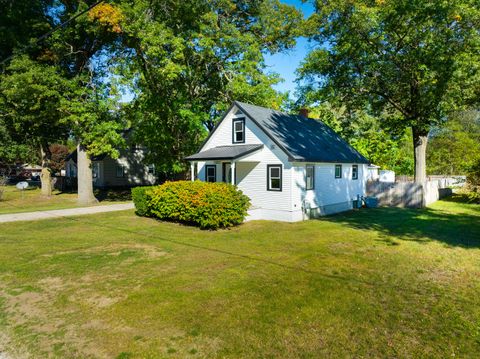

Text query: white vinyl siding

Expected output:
[293,163,368,212]
[197,105,293,214]
[195,104,368,221]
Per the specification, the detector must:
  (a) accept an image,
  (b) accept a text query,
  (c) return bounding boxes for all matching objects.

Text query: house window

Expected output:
[306,165,315,190]
[205,165,216,182]
[232,118,245,143]
[267,165,282,191]
[335,164,342,179]
[92,162,100,179]
[116,165,125,178]
[352,165,358,180]
[69,163,77,177]
[148,164,155,175]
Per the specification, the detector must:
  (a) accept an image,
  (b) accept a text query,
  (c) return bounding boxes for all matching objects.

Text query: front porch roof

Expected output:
[185,144,263,161]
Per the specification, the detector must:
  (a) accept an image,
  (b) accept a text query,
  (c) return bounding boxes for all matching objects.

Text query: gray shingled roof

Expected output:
[185,144,263,161]
[234,101,369,164]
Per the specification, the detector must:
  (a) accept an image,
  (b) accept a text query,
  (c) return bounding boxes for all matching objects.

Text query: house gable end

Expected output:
[199,103,293,162]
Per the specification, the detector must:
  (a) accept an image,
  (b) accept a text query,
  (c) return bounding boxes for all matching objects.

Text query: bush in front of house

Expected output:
[131,186,153,216]
[140,181,250,229]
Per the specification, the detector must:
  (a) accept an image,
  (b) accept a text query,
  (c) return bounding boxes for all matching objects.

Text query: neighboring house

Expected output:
[367,164,381,181]
[65,146,157,188]
[186,101,370,222]
[379,170,396,183]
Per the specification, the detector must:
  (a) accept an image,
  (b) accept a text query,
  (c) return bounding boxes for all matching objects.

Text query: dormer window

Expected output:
[232,118,245,143]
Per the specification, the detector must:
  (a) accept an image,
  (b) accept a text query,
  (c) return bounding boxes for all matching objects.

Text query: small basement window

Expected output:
[205,165,216,182]
[267,165,282,191]
[335,164,342,179]
[352,165,358,180]
[232,118,245,143]
[306,165,314,190]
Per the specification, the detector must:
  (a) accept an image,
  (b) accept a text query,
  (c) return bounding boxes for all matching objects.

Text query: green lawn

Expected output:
[0,195,479,358]
[0,186,130,215]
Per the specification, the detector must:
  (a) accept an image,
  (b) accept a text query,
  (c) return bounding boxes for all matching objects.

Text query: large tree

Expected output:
[298,0,480,183]
[0,56,70,196]
[47,1,126,204]
[0,0,53,61]
[117,0,303,174]
[61,73,125,205]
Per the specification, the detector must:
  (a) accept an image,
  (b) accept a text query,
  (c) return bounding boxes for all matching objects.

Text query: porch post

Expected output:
[190,162,195,182]
[231,161,236,185]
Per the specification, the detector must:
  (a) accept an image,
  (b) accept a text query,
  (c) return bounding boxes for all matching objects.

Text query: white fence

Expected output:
[366,181,453,208]
[396,175,466,187]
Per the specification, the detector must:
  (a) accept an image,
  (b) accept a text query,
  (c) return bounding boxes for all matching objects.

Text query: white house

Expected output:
[185,101,370,222]
[367,164,381,181]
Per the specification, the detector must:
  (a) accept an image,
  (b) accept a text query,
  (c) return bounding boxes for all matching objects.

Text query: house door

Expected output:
[222,163,235,184]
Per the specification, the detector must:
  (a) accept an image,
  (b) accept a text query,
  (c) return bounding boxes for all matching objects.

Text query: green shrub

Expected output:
[466,158,480,204]
[131,186,153,216]
[145,181,250,229]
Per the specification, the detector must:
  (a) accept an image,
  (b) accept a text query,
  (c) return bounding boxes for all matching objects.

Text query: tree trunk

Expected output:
[40,144,52,197]
[77,143,98,206]
[412,127,428,184]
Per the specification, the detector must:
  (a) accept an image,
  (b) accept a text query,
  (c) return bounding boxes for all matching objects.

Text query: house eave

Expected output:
[185,144,264,162]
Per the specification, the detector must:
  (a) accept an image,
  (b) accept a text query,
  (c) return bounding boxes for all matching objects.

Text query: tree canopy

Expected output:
[116,0,303,174]
[427,110,480,175]
[299,0,480,182]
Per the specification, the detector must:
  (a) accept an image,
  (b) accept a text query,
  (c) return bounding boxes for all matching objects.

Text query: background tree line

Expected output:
[0,0,479,204]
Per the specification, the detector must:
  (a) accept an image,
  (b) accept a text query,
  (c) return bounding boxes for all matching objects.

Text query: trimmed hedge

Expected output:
[132,181,250,229]
[131,186,153,216]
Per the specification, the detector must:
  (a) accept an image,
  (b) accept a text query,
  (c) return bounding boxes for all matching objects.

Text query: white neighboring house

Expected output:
[65,146,157,188]
[186,101,370,222]
[379,170,395,183]
[367,164,381,181]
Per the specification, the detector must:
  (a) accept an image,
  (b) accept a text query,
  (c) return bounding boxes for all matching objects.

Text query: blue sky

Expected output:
[264,0,315,99]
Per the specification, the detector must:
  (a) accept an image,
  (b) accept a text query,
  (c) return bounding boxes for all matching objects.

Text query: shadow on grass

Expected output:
[54,188,132,202]
[440,193,480,209]
[94,189,132,202]
[323,204,480,248]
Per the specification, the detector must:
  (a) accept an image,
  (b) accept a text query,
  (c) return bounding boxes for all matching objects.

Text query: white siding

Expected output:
[292,163,368,215]
[203,107,263,149]
[196,105,294,217]
[193,105,369,221]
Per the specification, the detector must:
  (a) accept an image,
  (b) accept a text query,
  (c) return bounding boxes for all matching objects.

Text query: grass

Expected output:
[0,194,479,358]
[0,186,131,215]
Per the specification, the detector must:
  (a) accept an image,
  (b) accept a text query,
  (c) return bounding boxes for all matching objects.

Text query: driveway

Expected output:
[0,203,135,223]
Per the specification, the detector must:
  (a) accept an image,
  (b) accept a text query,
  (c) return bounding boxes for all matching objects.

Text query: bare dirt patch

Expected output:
[41,243,167,260]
